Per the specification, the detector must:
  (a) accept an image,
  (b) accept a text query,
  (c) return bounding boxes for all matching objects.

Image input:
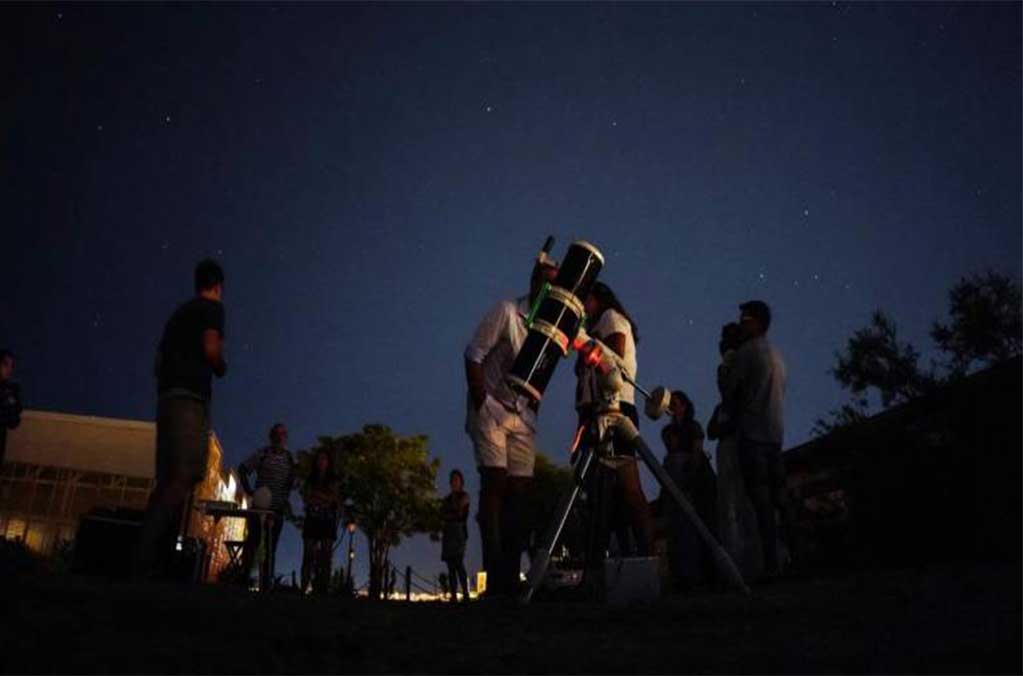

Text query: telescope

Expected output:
[507,237,751,604]
[507,239,605,402]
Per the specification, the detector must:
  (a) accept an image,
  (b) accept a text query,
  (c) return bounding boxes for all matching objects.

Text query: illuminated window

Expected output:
[5,519,27,541]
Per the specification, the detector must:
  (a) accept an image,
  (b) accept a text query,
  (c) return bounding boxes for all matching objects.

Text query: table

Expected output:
[195,502,278,592]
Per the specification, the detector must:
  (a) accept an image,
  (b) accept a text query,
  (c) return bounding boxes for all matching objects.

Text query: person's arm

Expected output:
[604,332,627,360]
[237,452,258,495]
[464,302,507,410]
[465,360,487,412]
[458,492,470,521]
[720,346,746,412]
[202,302,227,377]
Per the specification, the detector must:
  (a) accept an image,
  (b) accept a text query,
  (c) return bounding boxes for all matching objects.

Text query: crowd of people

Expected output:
[463,252,790,597]
[122,248,788,599]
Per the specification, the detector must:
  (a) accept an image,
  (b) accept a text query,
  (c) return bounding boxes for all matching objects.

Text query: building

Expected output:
[0,409,246,580]
[784,356,1021,568]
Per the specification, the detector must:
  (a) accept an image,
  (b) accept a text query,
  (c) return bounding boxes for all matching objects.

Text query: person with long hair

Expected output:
[441,469,471,601]
[300,449,340,595]
[575,282,654,569]
[661,390,718,590]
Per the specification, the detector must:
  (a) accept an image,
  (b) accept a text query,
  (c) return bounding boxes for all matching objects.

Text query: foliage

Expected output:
[524,451,581,559]
[817,271,1021,435]
[831,310,934,408]
[298,424,441,599]
[931,270,1022,374]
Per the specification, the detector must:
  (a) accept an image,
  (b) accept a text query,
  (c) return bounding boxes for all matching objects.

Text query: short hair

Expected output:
[739,300,772,332]
[0,349,14,364]
[449,469,464,484]
[195,259,224,293]
[269,422,287,444]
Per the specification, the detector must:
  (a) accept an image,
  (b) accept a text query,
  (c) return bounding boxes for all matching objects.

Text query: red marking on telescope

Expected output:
[554,331,569,353]
[584,343,603,367]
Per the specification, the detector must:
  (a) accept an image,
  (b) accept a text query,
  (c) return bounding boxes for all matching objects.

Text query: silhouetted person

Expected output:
[711,322,763,578]
[721,300,789,578]
[0,349,22,467]
[300,448,340,595]
[135,259,226,580]
[441,469,471,601]
[465,256,557,596]
[661,390,717,590]
[238,422,296,590]
[575,282,654,565]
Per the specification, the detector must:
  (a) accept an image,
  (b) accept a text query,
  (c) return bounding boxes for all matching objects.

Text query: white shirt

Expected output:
[577,308,638,407]
[464,297,536,418]
[722,335,786,445]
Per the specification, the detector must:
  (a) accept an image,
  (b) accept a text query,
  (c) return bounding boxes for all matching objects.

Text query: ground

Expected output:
[1,561,1019,674]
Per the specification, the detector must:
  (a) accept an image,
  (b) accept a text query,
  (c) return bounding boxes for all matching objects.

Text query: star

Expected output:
[803,208,810,217]
[57,12,63,20]
[164,115,172,123]
[96,125,103,131]
[484,105,492,113]
[611,120,617,127]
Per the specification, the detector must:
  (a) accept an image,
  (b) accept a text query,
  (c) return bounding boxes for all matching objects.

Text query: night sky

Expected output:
[3,2,1020,587]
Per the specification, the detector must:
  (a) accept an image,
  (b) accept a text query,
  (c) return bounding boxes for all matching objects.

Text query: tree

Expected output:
[524,451,579,560]
[832,310,935,408]
[299,425,441,600]
[931,270,1022,375]
[816,271,1022,435]
[816,311,935,434]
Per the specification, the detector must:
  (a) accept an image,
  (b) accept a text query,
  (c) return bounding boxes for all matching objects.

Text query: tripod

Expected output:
[522,389,751,604]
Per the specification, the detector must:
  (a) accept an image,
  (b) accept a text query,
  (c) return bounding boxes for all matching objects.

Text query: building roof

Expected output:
[6,410,156,478]
[784,355,1021,469]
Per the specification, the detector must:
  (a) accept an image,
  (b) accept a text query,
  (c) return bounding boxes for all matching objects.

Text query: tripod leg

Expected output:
[520,446,596,604]
[615,417,751,596]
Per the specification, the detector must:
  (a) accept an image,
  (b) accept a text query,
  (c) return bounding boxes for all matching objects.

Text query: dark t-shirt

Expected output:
[157,297,224,400]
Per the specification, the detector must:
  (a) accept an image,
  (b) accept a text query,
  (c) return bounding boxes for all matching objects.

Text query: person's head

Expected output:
[669,390,694,424]
[309,449,335,484]
[0,350,14,383]
[719,322,743,356]
[449,469,464,492]
[529,261,558,304]
[195,259,224,301]
[269,422,288,447]
[739,300,771,339]
[315,450,330,473]
[585,282,640,343]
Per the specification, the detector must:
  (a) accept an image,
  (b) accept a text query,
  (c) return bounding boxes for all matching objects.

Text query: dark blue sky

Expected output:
[3,2,1020,587]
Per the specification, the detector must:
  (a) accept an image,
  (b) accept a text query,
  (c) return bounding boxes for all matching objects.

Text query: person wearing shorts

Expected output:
[135,259,226,580]
[464,257,556,596]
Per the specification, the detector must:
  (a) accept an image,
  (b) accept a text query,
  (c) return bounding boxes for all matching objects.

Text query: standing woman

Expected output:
[661,391,717,590]
[301,449,341,595]
[575,282,654,559]
[441,469,471,601]
[710,322,763,579]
